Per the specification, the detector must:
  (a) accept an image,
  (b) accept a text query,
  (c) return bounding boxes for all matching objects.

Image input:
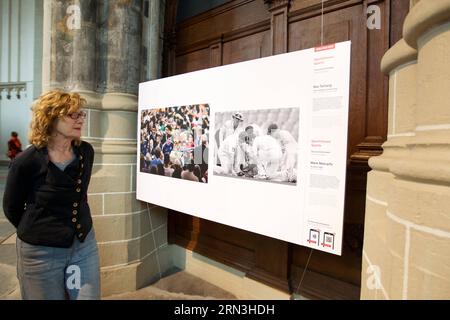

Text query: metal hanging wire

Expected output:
[292,0,324,300]
[292,248,314,299]
[321,0,325,45]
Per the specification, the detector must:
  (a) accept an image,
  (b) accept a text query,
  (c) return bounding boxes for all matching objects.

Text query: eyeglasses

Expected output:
[67,111,87,120]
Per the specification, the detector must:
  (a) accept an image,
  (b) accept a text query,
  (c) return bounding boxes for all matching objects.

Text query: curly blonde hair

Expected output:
[29,90,86,148]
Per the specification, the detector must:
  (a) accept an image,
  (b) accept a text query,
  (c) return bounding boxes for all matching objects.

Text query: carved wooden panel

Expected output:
[175,48,210,74]
[222,30,271,64]
[164,0,409,299]
[266,0,290,54]
[209,40,223,67]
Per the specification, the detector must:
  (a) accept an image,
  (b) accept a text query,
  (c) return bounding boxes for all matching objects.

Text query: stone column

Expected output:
[42,0,97,91]
[142,0,165,80]
[42,0,170,297]
[361,39,418,300]
[362,0,450,300]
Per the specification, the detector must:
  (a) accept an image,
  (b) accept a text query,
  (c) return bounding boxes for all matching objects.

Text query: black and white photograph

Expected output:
[140,104,210,183]
[213,107,299,185]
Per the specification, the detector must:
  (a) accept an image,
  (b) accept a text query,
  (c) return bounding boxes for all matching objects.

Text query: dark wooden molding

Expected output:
[289,265,360,300]
[357,0,390,157]
[389,0,410,47]
[288,0,362,23]
[169,211,291,292]
[268,1,290,54]
[264,0,291,11]
[176,37,221,57]
[223,19,271,43]
[162,0,179,77]
[177,0,256,29]
[350,136,384,166]
[248,267,291,292]
[175,19,271,57]
[209,38,223,67]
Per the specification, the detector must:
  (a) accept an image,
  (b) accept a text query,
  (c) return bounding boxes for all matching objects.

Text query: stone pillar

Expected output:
[96,0,141,94]
[42,0,97,91]
[362,0,450,300]
[142,0,165,80]
[42,0,170,297]
[361,39,418,300]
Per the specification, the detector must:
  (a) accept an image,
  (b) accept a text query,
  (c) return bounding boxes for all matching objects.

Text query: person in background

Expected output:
[181,164,199,182]
[2,90,100,300]
[151,147,164,168]
[217,131,248,175]
[215,112,244,165]
[163,156,174,177]
[161,137,174,163]
[157,163,165,176]
[252,132,283,180]
[219,112,245,145]
[7,131,23,167]
[172,164,182,179]
[193,165,203,182]
[268,123,298,182]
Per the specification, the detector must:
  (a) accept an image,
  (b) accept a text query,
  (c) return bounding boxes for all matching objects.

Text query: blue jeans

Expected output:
[16,228,101,300]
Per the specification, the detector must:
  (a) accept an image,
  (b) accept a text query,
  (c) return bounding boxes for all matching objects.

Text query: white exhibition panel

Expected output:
[137,41,351,255]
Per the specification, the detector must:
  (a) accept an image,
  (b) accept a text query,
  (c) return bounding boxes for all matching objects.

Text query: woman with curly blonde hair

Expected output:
[3,90,100,300]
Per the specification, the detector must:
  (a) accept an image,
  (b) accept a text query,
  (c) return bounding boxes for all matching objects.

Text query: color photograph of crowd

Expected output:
[213,107,299,185]
[140,104,210,183]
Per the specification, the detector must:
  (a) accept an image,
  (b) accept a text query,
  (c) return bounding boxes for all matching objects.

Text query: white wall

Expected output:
[0,0,43,162]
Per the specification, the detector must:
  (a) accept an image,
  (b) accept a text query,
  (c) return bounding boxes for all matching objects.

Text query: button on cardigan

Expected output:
[3,141,95,248]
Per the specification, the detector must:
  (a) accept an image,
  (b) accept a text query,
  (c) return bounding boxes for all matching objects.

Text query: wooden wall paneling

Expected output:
[162,0,179,77]
[346,0,389,253]
[175,47,210,74]
[164,0,407,299]
[222,19,271,43]
[287,3,367,296]
[209,38,223,67]
[265,0,291,54]
[389,0,410,46]
[166,0,272,279]
[173,0,272,72]
[169,210,258,272]
[175,0,269,51]
[289,0,363,19]
[350,0,389,166]
[222,30,271,64]
[198,219,257,258]
[289,244,362,299]
[248,235,290,291]
[220,19,272,64]
[272,9,288,54]
[288,2,368,159]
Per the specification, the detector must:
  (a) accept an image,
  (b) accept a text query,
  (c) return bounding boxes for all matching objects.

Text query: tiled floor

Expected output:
[105,270,236,300]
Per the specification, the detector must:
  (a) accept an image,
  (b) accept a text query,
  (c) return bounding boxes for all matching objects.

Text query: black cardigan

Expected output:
[3,140,95,248]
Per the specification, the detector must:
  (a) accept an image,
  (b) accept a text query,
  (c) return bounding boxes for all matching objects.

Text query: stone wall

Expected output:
[361,0,450,299]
